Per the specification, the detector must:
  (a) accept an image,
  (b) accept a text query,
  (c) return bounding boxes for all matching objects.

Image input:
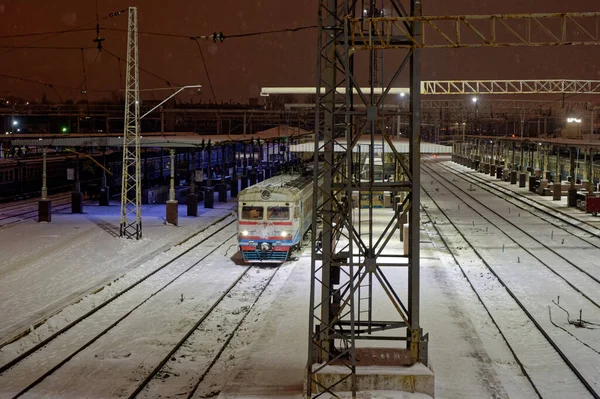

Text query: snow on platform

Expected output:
[0,199,236,345]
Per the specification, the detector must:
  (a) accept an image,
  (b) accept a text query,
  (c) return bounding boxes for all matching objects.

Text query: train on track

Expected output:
[237,170,321,263]
[0,154,72,200]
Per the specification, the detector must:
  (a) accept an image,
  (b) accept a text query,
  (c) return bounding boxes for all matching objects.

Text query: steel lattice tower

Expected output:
[120,7,142,239]
[307,0,426,396]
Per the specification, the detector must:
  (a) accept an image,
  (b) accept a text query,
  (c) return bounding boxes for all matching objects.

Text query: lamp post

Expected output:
[38,148,51,222]
[166,148,178,225]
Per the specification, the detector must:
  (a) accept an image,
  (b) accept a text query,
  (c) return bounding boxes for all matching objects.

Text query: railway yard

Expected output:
[0,155,598,398]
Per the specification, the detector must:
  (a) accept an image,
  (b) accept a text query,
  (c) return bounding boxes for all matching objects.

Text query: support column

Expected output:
[187,149,198,216]
[99,148,110,206]
[218,145,228,202]
[38,149,51,222]
[204,142,214,209]
[166,149,178,225]
[71,154,83,213]
[554,146,562,200]
[240,142,248,190]
[230,145,239,197]
[568,148,577,207]
[489,141,496,177]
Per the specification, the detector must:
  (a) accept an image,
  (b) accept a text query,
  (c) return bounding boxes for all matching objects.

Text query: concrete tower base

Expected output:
[311,348,434,397]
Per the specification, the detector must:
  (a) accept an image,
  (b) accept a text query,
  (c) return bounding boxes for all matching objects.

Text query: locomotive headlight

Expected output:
[242,230,249,236]
[281,231,288,237]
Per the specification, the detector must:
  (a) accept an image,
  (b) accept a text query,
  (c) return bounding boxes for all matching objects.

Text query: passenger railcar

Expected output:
[0,156,68,200]
[237,171,320,263]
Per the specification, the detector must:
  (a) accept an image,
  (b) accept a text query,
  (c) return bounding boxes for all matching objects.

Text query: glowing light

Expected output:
[567,117,582,123]
[281,231,289,237]
[472,96,478,103]
[62,127,68,133]
[242,230,249,236]
[400,92,406,97]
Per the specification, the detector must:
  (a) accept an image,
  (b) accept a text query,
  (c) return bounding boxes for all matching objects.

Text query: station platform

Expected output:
[446,159,600,230]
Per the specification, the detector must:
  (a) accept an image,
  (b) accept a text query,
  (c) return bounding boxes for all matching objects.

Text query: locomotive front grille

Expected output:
[242,249,289,262]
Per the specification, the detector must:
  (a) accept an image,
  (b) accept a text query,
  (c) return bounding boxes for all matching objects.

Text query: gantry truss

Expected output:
[308,0,425,396]
[263,80,600,96]
[119,7,142,239]
[307,2,600,398]
[350,12,600,49]
[422,99,591,111]
[422,79,600,95]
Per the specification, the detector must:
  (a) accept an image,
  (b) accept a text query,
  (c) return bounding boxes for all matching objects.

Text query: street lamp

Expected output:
[139,85,202,120]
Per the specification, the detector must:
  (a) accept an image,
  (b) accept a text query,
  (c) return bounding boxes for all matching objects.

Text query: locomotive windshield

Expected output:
[267,206,290,220]
[241,206,263,220]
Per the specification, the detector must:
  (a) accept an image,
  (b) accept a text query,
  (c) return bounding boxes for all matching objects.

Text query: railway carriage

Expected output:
[237,171,320,263]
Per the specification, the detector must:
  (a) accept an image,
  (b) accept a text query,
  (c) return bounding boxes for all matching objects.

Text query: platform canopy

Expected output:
[8,127,451,154]
[6,126,312,148]
[290,138,451,154]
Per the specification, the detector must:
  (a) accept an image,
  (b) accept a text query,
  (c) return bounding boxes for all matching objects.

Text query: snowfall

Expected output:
[0,156,598,398]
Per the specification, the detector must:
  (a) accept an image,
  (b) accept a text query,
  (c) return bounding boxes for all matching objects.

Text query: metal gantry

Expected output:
[119,7,142,239]
[350,11,600,49]
[421,79,600,95]
[308,0,426,397]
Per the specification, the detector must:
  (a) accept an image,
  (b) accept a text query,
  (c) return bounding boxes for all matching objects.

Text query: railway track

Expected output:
[422,161,600,306]
[433,158,600,238]
[0,216,238,397]
[131,264,280,399]
[0,193,74,228]
[421,160,600,398]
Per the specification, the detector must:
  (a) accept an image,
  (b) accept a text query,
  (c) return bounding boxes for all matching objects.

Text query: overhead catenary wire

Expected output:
[0,72,80,91]
[1,18,315,103]
[102,47,183,88]
[0,45,97,50]
[102,25,318,41]
[0,8,126,58]
[192,38,217,103]
[0,28,97,40]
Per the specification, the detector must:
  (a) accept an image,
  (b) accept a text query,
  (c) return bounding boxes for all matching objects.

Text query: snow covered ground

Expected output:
[0,199,236,344]
[1,160,598,398]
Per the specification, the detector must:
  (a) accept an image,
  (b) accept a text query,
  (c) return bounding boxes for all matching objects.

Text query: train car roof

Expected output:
[239,172,314,197]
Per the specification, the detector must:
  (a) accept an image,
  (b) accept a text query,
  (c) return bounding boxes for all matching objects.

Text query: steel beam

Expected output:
[350,12,600,49]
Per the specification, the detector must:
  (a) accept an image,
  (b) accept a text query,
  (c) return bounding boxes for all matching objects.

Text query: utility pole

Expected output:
[120,6,141,239]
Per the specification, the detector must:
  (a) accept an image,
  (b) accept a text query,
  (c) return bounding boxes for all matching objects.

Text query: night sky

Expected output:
[0,0,598,103]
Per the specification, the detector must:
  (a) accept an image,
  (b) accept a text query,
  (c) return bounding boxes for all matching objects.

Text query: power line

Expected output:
[102,25,318,41]
[0,45,96,50]
[0,9,126,58]
[102,46,183,88]
[0,28,96,39]
[192,38,217,103]
[219,25,318,39]
[0,72,80,90]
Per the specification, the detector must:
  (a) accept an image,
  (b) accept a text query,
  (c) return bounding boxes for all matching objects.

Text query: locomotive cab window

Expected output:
[267,206,290,220]
[242,206,263,220]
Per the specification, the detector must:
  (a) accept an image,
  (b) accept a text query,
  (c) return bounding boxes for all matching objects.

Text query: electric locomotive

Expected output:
[237,170,319,263]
